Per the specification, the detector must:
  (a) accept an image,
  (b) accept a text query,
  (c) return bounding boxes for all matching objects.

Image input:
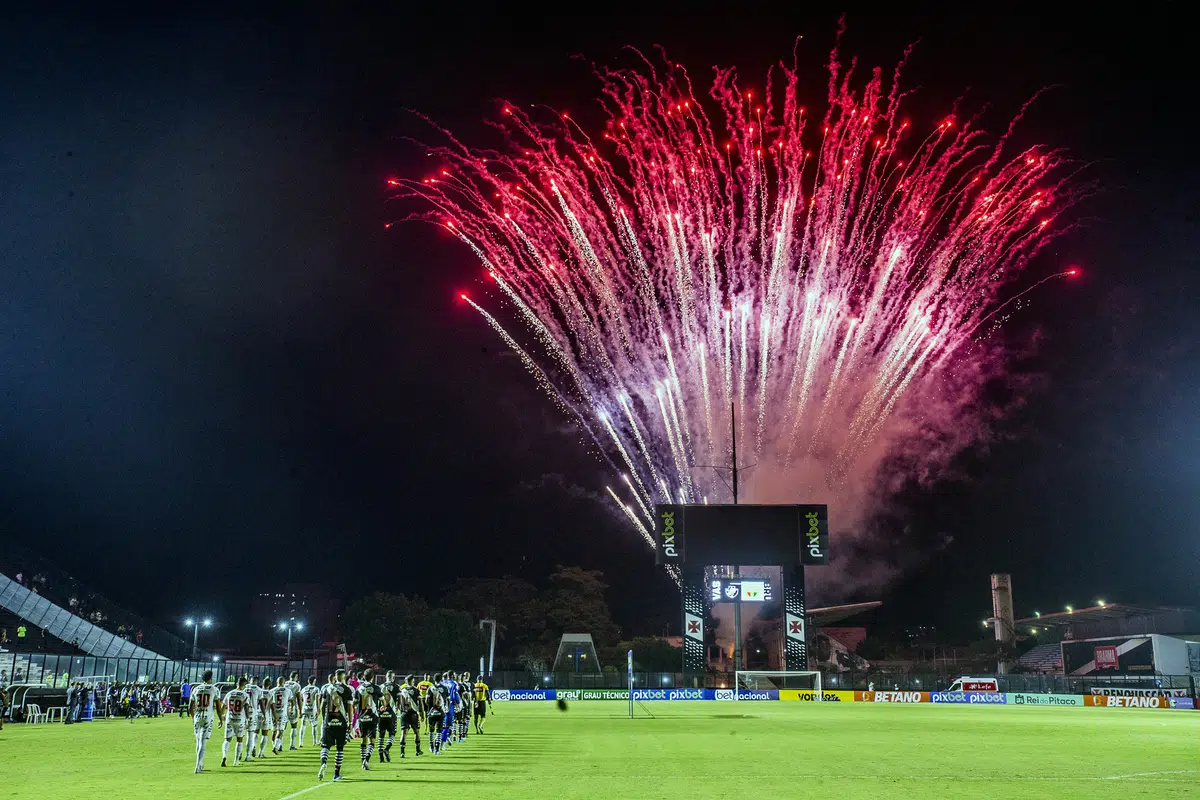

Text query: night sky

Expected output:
[3,9,1197,645]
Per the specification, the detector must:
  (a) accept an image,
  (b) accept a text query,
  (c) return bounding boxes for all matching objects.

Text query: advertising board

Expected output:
[855,691,929,703]
[778,690,855,702]
[1006,693,1084,707]
[929,692,1006,704]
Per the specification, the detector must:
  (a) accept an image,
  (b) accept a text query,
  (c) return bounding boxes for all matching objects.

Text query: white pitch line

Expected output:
[278,781,336,800]
[1099,770,1199,780]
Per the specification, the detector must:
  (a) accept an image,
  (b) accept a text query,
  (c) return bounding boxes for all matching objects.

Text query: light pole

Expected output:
[279,621,304,662]
[184,617,212,660]
[479,619,497,677]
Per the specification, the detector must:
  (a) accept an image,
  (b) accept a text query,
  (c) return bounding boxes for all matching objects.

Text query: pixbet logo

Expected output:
[668,689,703,700]
[660,511,678,557]
[804,511,823,559]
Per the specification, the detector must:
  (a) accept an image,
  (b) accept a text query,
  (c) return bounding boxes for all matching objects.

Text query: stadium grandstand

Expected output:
[1015,603,1200,677]
[0,541,195,674]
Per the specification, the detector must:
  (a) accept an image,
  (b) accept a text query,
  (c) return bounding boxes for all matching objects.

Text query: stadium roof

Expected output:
[809,601,881,627]
[1015,603,1195,628]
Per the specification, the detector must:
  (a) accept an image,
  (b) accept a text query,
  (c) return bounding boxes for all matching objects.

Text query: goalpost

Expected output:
[734,670,823,699]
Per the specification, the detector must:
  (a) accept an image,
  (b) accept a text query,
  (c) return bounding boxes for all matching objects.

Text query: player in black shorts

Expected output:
[472,675,490,734]
[398,674,423,758]
[354,670,380,770]
[376,672,398,763]
[425,680,446,754]
[457,673,472,741]
[318,670,353,782]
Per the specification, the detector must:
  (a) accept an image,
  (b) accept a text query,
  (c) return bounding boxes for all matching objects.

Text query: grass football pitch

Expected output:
[4,701,1197,799]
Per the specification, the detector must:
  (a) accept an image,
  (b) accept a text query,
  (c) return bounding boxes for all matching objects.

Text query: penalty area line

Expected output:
[278,781,336,800]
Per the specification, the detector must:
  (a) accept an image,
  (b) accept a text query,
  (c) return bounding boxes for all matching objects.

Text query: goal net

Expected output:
[734,670,822,699]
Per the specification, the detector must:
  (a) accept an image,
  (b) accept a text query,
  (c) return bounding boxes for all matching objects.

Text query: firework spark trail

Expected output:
[401,47,1077,561]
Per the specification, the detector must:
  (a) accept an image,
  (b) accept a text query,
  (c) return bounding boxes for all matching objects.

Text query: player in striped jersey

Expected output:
[397,674,423,758]
[318,669,353,782]
[222,677,251,767]
[299,675,321,747]
[425,679,446,755]
[188,670,224,774]
[456,673,472,741]
[354,670,381,770]
[285,671,303,750]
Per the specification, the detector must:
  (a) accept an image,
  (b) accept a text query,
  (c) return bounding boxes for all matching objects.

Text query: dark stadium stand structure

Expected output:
[0,542,193,660]
[0,608,85,655]
[1017,604,1200,642]
[1016,641,1063,674]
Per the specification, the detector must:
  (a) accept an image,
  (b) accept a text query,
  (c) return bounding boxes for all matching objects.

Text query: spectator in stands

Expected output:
[17,624,27,645]
[1,669,8,684]
[1,628,7,645]
[14,667,23,682]
[136,630,143,646]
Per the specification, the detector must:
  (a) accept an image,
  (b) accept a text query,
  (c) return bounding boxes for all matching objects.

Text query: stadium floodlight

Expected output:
[1097,599,1106,607]
[1066,605,1074,613]
[1034,611,1041,618]
[185,616,213,659]
[1030,628,1038,635]
[278,621,304,661]
[212,655,220,662]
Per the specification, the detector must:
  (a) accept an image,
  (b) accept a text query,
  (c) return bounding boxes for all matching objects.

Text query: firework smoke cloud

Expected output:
[396,42,1079,594]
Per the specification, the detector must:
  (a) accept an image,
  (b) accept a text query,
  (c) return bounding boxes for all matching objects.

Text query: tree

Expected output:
[342,592,430,667]
[542,566,620,647]
[442,576,545,660]
[623,636,683,672]
[420,608,486,669]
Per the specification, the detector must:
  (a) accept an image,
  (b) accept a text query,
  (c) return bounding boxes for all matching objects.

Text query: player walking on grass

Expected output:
[269,677,294,754]
[299,676,321,747]
[354,670,381,769]
[222,677,251,767]
[437,672,456,747]
[318,669,353,782]
[189,670,224,774]
[457,673,472,741]
[255,675,274,757]
[398,674,424,758]
[425,679,446,755]
[377,671,401,762]
[285,671,303,750]
[472,675,491,734]
[245,676,263,760]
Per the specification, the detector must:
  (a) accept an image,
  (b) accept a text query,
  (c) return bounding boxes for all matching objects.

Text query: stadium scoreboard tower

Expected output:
[655,504,829,674]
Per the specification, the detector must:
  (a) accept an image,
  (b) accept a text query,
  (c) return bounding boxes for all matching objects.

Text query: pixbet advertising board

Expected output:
[655,504,829,566]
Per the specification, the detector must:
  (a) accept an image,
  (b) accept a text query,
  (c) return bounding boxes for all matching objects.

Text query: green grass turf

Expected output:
[3,702,1197,799]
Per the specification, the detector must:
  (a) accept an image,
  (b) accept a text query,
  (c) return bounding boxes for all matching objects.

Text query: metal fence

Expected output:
[477,668,1197,696]
[0,543,193,660]
[2,651,1193,699]
[0,651,338,688]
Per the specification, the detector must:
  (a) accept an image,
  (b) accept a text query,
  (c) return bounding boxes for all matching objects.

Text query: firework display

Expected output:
[397,46,1076,558]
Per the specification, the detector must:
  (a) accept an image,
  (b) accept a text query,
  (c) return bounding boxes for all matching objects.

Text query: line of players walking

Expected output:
[187,668,492,780]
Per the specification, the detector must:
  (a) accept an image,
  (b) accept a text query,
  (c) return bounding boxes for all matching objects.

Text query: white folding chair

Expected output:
[25,703,43,724]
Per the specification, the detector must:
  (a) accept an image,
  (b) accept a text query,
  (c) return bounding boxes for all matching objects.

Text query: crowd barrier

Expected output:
[490,688,1196,710]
